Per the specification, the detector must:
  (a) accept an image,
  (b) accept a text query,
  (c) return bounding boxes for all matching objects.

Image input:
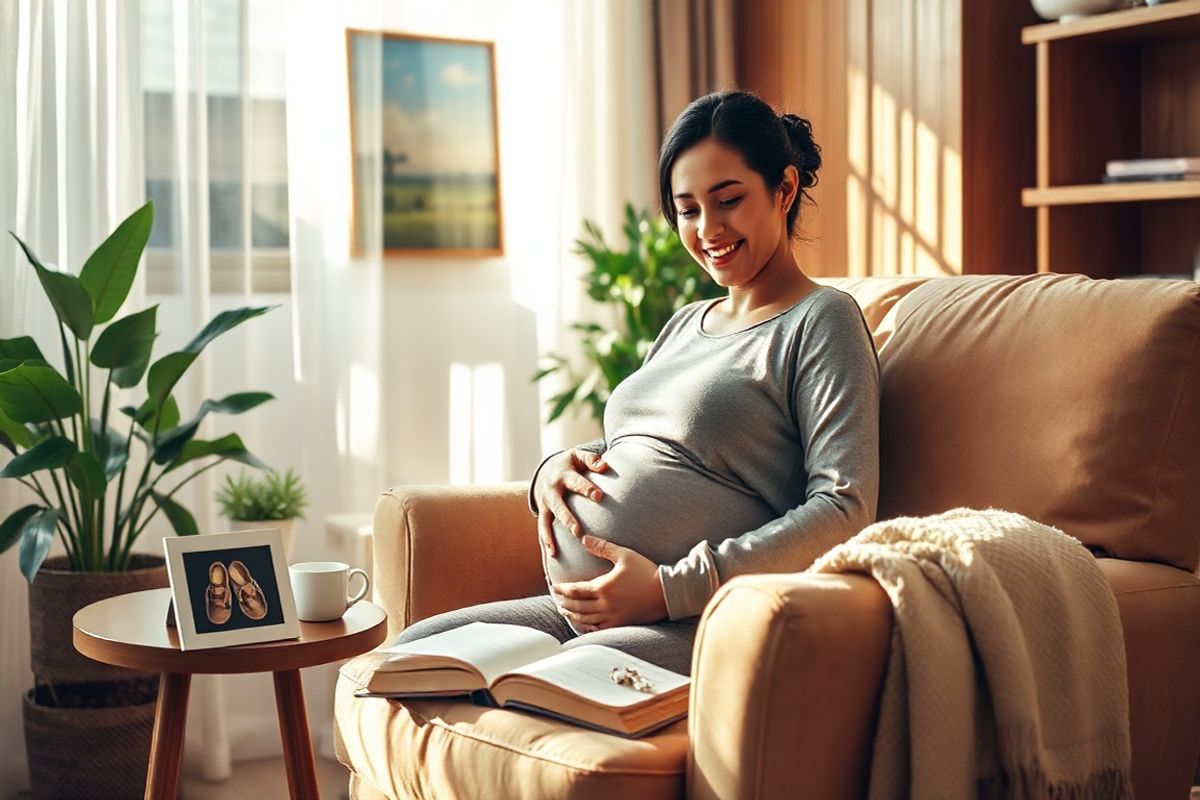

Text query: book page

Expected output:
[379,622,563,685]
[495,644,689,709]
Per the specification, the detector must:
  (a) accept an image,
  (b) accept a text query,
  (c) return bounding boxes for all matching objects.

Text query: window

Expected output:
[141,0,290,294]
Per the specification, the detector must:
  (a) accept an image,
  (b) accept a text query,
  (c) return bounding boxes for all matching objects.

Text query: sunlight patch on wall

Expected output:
[942,144,963,273]
[915,120,940,246]
[847,66,868,176]
[449,362,505,485]
[846,175,868,278]
[900,230,915,276]
[899,107,915,227]
[870,83,897,210]
[349,363,380,464]
[874,203,899,276]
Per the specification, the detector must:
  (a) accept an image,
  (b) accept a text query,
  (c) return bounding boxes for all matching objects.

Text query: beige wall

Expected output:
[735,0,1037,278]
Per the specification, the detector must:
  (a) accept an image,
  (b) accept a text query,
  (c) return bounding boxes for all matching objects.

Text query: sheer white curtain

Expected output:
[1,0,386,788]
[1,0,144,791]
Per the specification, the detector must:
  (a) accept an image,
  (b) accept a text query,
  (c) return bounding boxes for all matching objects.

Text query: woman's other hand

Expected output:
[535,448,608,557]
[551,536,669,630]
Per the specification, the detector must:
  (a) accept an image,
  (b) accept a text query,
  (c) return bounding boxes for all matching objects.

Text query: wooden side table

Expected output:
[73,587,386,799]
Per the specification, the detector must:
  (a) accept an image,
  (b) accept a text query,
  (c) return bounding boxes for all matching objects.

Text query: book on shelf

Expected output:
[348,621,690,738]
[1102,172,1200,184]
[1105,157,1200,179]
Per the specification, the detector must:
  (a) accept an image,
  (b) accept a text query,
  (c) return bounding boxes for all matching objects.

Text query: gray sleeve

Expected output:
[526,438,608,517]
[656,296,881,619]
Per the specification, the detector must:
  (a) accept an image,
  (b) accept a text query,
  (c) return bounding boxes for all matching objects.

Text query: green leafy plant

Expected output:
[535,203,724,424]
[215,468,308,521]
[0,202,275,580]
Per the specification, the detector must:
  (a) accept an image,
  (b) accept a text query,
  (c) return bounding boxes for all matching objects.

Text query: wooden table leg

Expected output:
[273,668,319,799]
[146,672,191,800]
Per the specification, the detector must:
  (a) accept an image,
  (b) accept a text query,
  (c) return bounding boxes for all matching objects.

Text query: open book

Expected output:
[351,622,689,738]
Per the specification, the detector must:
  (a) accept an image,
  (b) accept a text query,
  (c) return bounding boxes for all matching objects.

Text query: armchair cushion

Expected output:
[872,274,1200,571]
[334,667,687,799]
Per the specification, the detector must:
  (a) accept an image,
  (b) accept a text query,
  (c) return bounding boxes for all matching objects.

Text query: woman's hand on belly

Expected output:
[535,448,608,557]
[551,536,669,630]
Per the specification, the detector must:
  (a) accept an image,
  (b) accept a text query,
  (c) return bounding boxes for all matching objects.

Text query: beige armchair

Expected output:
[335,275,1200,799]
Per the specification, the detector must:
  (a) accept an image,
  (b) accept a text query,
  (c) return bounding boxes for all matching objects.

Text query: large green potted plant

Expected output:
[535,203,724,424]
[0,201,274,799]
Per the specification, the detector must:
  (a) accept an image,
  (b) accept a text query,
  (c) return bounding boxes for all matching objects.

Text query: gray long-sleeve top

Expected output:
[536,286,880,620]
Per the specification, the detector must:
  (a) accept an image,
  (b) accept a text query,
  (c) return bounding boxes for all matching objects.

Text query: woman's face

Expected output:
[669,138,795,289]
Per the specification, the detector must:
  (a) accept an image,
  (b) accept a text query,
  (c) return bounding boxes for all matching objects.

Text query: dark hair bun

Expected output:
[781,113,821,190]
[658,91,821,239]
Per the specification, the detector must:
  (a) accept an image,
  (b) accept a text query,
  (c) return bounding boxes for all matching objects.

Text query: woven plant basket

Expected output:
[23,685,156,799]
[24,553,169,798]
[28,553,168,683]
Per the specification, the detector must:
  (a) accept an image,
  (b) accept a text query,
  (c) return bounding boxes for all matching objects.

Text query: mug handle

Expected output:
[346,568,370,608]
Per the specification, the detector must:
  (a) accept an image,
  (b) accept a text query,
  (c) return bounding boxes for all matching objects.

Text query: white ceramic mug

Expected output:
[289,561,369,622]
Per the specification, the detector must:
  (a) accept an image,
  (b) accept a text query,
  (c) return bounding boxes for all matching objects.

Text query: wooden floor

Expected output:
[181,756,351,799]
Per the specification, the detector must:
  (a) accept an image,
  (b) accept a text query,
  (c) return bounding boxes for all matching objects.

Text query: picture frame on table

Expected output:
[346,29,504,258]
[163,528,300,651]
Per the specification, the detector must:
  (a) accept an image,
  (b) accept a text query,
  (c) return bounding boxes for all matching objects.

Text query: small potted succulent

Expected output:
[215,468,308,563]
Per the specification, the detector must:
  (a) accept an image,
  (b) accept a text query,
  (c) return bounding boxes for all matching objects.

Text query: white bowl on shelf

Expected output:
[1030,0,1128,22]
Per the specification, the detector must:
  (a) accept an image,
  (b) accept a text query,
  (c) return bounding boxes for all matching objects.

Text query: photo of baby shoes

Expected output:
[228,559,269,620]
[206,561,232,625]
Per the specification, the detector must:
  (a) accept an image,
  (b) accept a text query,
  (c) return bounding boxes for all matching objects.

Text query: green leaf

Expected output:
[58,324,76,386]
[91,305,158,388]
[205,391,274,415]
[0,406,33,450]
[20,508,59,581]
[0,337,45,362]
[546,387,579,424]
[183,306,275,354]
[0,505,40,554]
[173,433,268,471]
[145,306,275,422]
[10,234,94,340]
[79,201,153,324]
[0,436,75,477]
[92,424,128,480]
[153,392,274,465]
[0,363,83,423]
[152,491,198,536]
[67,451,107,498]
[122,394,180,433]
[146,352,197,414]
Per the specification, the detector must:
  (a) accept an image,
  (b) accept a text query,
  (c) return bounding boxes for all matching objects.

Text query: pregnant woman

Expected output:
[394,91,880,675]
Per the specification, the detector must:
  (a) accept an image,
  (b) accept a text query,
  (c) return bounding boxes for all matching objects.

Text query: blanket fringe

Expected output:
[978,767,1134,800]
[978,726,1133,800]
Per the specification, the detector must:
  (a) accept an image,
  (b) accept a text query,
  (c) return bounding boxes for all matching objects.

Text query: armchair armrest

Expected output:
[372,483,544,640]
[688,573,893,800]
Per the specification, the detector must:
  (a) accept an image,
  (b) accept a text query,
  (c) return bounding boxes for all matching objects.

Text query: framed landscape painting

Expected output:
[347,30,503,258]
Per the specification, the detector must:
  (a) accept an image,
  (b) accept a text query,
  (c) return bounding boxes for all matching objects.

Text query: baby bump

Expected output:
[543,440,777,587]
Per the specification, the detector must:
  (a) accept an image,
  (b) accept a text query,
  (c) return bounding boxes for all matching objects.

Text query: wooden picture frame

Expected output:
[346,29,504,258]
[163,528,300,651]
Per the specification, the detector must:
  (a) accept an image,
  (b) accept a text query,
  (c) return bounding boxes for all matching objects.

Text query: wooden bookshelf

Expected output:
[1023,0,1200,44]
[1023,180,1200,206]
[1023,2,1200,276]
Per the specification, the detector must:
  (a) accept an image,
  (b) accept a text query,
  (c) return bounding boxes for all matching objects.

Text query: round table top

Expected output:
[73,587,387,674]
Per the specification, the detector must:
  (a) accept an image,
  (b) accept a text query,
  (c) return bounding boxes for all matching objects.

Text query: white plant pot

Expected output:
[1030,0,1127,22]
[225,518,297,563]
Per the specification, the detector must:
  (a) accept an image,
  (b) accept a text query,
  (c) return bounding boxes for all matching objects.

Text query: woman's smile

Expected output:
[704,239,745,267]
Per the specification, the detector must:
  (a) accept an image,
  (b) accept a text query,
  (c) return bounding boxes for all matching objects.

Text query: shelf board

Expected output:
[1023,0,1200,45]
[1023,180,1200,205]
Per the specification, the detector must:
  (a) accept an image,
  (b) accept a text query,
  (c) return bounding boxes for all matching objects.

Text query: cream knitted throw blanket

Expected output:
[808,508,1133,800]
